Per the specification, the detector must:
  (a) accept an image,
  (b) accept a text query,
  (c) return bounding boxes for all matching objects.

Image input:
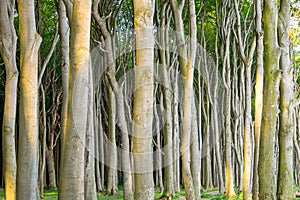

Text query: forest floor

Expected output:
[0,187,300,199]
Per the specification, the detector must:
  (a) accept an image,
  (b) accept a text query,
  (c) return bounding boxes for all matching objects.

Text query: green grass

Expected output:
[0,187,299,199]
[0,187,225,200]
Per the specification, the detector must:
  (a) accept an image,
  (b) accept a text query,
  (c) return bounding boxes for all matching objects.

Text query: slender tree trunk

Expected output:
[180,0,198,198]
[213,20,225,193]
[17,0,42,198]
[39,85,47,198]
[0,0,18,199]
[92,2,134,197]
[223,34,235,199]
[154,102,164,193]
[172,70,181,193]
[252,0,264,199]
[58,0,69,196]
[232,1,256,198]
[132,0,155,199]
[59,0,91,198]
[258,0,280,199]
[169,0,187,76]
[158,6,174,193]
[106,70,134,200]
[191,101,201,199]
[58,0,69,154]
[277,0,293,199]
[46,148,57,189]
[105,78,118,195]
[84,63,97,200]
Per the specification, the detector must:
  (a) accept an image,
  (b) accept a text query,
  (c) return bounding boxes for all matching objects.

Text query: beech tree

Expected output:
[278,0,294,198]
[0,0,18,199]
[258,0,281,199]
[132,0,155,199]
[59,0,95,199]
[253,0,264,199]
[0,0,298,199]
[17,0,42,198]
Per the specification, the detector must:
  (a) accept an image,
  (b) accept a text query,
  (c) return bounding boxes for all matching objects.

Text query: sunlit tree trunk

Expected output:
[253,0,264,199]
[0,0,18,199]
[180,0,198,199]
[59,0,92,198]
[17,0,42,198]
[258,0,280,199]
[233,1,256,198]
[222,29,235,199]
[277,0,293,199]
[132,0,154,199]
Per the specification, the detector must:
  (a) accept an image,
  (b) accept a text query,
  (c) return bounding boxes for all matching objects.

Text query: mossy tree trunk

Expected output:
[277,0,294,199]
[258,0,280,199]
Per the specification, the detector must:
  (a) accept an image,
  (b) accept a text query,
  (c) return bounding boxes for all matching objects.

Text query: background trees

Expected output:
[0,0,299,199]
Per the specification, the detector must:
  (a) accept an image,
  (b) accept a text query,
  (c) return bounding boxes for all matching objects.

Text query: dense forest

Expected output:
[0,0,300,199]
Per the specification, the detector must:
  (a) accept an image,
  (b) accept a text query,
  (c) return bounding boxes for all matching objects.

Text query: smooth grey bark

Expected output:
[277,0,294,198]
[17,0,42,198]
[92,1,134,198]
[158,3,174,194]
[0,0,18,199]
[233,2,256,198]
[59,0,91,198]
[252,0,264,199]
[84,63,97,200]
[153,101,164,193]
[58,1,69,197]
[180,0,198,199]
[169,0,187,75]
[213,16,225,192]
[132,0,155,199]
[220,5,235,195]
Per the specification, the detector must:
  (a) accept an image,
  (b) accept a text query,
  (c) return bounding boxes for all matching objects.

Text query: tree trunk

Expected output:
[132,0,155,199]
[180,0,198,198]
[191,102,201,199]
[58,0,69,158]
[252,0,264,199]
[58,0,69,196]
[172,69,181,193]
[46,148,57,190]
[84,62,97,200]
[258,0,280,199]
[59,0,91,198]
[17,0,42,198]
[224,34,235,199]
[0,0,18,199]
[105,78,118,195]
[277,0,293,199]
[158,6,174,193]
[154,102,164,193]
